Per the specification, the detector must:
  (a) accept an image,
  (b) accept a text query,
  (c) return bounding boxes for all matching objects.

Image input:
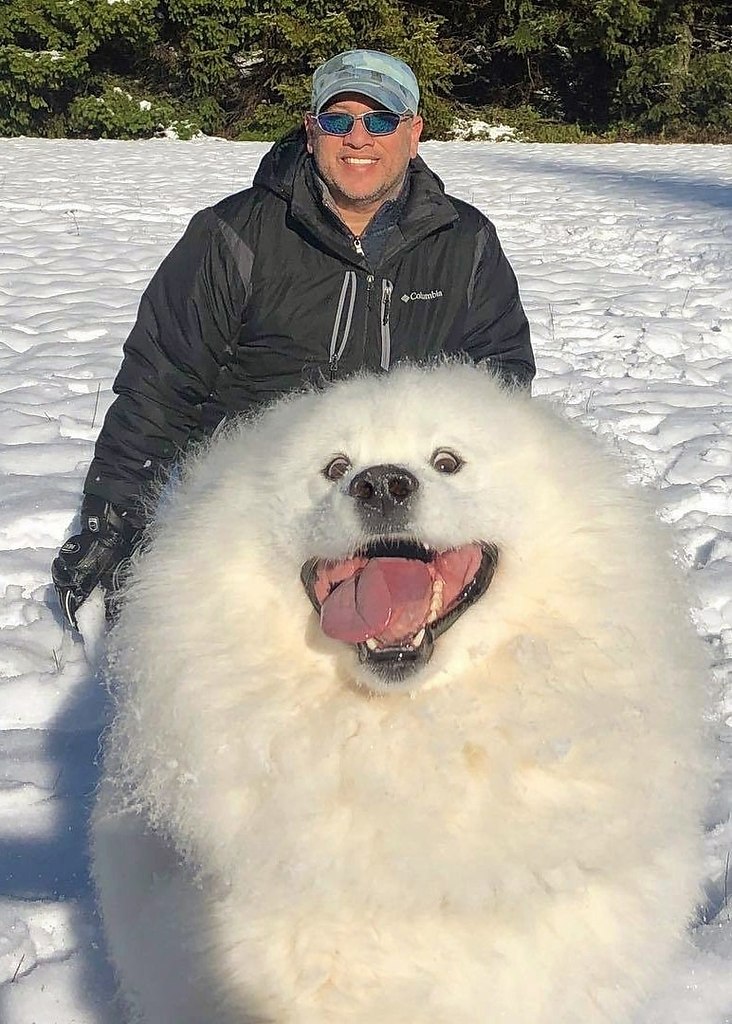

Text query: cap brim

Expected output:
[315,82,412,115]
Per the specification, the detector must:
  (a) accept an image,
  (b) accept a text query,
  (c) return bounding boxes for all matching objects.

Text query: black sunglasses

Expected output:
[311,110,412,137]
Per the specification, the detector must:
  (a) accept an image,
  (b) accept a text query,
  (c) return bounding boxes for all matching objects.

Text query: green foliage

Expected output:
[462,104,590,143]
[66,80,202,139]
[229,0,459,139]
[449,0,732,134]
[0,0,729,140]
[618,44,732,133]
[0,0,158,135]
[162,0,253,98]
[0,44,86,135]
[684,52,732,131]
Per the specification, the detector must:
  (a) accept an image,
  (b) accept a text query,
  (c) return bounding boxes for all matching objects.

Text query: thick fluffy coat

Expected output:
[93,363,707,1024]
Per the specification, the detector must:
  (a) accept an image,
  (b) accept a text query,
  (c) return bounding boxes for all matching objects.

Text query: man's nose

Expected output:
[344,118,372,145]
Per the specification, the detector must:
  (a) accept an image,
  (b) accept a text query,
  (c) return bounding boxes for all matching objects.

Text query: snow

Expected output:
[0,135,730,1021]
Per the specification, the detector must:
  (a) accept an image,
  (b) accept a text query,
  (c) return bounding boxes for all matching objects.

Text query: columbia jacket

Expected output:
[84,129,534,517]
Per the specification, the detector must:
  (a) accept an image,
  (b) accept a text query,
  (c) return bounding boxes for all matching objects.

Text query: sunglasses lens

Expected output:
[315,111,403,136]
[316,113,355,135]
[363,112,401,135]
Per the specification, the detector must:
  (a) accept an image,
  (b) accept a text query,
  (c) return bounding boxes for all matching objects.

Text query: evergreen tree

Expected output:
[0,0,158,136]
[159,0,458,138]
[430,0,732,134]
[0,0,729,138]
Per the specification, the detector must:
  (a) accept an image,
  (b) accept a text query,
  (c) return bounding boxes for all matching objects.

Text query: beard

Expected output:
[319,167,407,209]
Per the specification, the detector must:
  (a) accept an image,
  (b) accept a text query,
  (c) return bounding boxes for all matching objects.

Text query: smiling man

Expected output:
[52,49,535,631]
[306,93,421,234]
[305,52,425,235]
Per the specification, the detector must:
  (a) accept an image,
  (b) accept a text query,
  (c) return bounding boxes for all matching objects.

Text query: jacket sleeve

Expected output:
[83,207,250,517]
[457,219,535,390]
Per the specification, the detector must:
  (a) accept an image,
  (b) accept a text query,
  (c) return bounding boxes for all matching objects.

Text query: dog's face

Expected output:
[300,483,500,689]
[224,365,550,694]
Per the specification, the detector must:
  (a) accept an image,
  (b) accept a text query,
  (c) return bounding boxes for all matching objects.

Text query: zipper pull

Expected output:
[382,288,392,325]
[354,236,364,257]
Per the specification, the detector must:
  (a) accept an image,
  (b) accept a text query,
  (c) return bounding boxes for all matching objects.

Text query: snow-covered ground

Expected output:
[0,137,730,1022]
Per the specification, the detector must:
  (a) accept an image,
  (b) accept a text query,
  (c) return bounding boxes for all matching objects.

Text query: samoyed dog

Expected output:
[93,363,707,1024]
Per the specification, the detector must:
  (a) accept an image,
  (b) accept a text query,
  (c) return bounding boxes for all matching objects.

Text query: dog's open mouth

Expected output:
[301,540,498,682]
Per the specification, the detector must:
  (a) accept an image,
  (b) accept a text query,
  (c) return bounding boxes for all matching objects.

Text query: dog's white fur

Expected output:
[93,363,708,1024]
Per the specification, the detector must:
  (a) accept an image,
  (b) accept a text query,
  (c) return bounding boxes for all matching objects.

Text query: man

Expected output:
[52,49,535,630]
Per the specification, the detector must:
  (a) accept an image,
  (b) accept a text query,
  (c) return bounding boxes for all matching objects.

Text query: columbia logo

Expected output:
[400,290,444,303]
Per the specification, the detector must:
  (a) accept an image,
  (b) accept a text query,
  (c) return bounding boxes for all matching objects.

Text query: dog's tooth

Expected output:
[413,628,426,646]
[365,637,379,650]
[428,577,444,621]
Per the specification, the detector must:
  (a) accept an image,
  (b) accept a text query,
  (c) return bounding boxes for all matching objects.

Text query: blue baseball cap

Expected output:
[312,50,420,116]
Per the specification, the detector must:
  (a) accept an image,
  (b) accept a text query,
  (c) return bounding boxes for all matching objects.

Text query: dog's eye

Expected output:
[431,449,463,474]
[323,455,351,481]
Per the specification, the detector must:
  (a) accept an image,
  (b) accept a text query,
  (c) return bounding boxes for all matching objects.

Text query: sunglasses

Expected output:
[311,110,412,137]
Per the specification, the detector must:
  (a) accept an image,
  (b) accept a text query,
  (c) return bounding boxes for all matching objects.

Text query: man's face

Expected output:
[305,93,423,220]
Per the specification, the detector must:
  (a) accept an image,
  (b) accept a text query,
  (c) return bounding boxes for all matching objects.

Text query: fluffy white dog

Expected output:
[93,363,708,1024]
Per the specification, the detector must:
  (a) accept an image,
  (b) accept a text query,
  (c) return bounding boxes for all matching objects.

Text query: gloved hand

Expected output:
[52,495,143,630]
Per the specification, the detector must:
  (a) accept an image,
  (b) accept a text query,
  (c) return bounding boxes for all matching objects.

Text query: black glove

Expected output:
[52,495,143,630]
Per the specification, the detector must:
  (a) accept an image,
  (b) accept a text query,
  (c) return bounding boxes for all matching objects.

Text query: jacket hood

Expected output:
[252,127,450,207]
[252,127,310,200]
[251,128,458,265]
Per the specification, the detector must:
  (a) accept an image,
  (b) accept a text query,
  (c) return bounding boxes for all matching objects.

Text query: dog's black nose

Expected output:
[348,464,419,522]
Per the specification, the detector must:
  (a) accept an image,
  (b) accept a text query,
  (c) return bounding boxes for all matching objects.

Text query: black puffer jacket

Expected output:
[84,130,534,517]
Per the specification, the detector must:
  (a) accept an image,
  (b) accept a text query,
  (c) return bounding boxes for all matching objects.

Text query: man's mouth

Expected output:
[301,540,499,683]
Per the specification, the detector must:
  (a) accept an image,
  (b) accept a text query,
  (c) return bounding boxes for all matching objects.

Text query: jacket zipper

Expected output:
[380,279,393,370]
[329,271,357,379]
[362,272,374,366]
[333,236,379,374]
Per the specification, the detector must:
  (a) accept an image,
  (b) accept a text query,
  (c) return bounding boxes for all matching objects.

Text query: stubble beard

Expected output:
[321,166,407,212]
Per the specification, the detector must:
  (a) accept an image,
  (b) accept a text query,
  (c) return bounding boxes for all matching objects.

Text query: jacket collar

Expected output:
[252,128,459,267]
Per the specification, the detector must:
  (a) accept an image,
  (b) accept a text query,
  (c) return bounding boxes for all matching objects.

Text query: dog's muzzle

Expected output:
[348,464,419,532]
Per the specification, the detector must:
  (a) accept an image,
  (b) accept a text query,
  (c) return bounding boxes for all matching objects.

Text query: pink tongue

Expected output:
[320,558,433,645]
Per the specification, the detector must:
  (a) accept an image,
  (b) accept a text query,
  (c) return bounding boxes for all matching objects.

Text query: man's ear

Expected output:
[304,114,315,155]
[409,115,424,158]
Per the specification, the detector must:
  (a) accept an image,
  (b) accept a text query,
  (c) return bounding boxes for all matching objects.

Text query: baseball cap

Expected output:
[312,50,420,116]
